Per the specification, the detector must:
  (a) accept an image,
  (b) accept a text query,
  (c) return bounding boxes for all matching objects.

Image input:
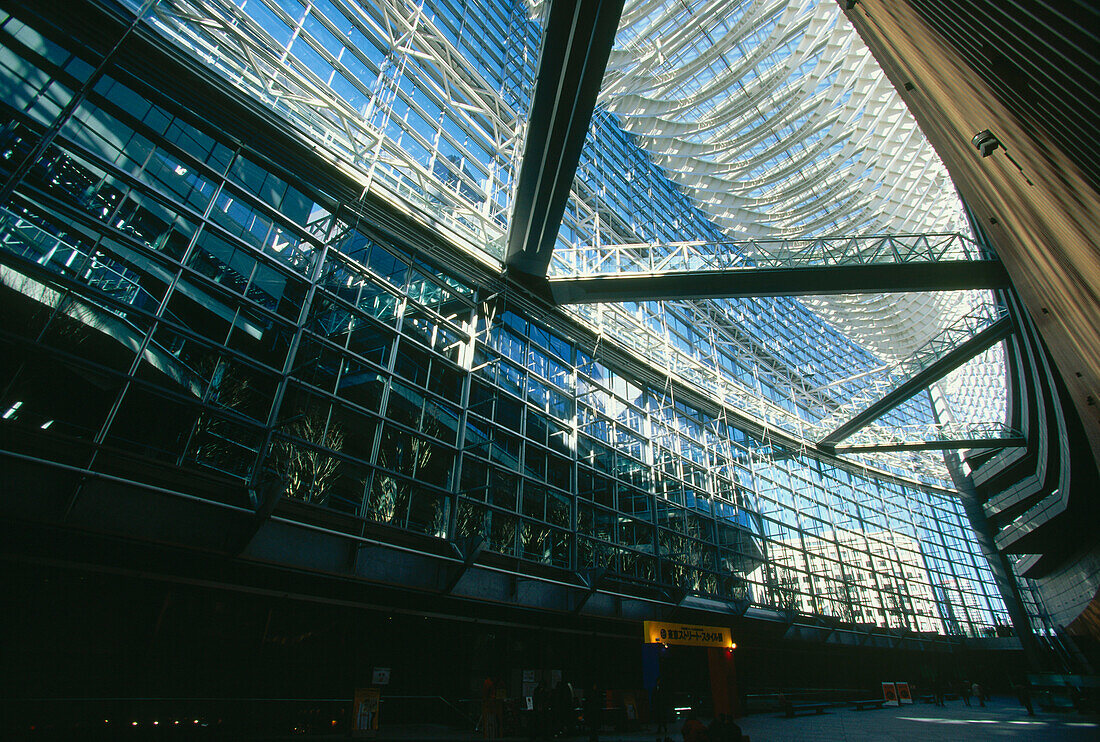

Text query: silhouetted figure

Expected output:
[972,681,985,707]
[585,683,603,742]
[652,680,671,736]
[532,681,550,741]
[1016,684,1034,716]
[708,713,742,742]
[551,680,573,737]
[483,677,500,740]
[960,680,972,707]
[680,710,708,742]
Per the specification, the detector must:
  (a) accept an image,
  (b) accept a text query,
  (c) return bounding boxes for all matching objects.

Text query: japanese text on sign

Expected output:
[643,621,733,648]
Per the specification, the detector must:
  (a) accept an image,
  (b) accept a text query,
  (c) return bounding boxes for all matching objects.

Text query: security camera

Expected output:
[972,130,1000,157]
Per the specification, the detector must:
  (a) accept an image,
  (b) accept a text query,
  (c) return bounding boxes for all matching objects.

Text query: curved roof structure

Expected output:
[596,0,989,363]
[116,0,1010,477]
[5,0,1100,699]
[603,0,964,239]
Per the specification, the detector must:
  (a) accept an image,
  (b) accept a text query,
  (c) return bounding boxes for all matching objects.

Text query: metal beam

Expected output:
[572,567,607,613]
[549,260,1009,303]
[547,233,1007,302]
[834,437,1027,453]
[831,421,1026,453]
[819,315,1015,450]
[504,0,624,277]
[441,535,484,595]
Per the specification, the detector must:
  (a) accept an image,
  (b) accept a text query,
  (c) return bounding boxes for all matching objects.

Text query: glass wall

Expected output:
[0,3,1011,638]
[117,0,545,259]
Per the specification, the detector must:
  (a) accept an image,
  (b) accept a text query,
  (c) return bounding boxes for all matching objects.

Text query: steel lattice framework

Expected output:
[547,232,1008,302]
[833,422,1025,453]
[142,0,537,259]
[0,0,1032,642]
[813,304,1011,441]
[590,0,999,365]
[551,233,992,277]
[128,0,1015,481]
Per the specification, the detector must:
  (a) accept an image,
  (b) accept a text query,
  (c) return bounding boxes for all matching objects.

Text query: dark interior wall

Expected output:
[845,0,1100,488]
[0,557,1025,734]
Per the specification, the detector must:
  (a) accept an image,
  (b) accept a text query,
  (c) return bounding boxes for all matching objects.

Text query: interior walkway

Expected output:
[357,696,1098,742]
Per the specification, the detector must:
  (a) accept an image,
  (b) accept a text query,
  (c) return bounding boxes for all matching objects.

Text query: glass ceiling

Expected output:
[132,0,1009,484]
[548,0,1007,481]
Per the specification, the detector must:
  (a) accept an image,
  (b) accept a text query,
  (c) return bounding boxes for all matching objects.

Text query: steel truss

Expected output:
[546,233,1007,302]
[832,422,1026,453]
[813,304,1011,442]
[143,0,529,258]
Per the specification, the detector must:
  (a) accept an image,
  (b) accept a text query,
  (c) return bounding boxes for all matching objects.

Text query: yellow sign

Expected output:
[644,621,733,648]
[353,688,380,735]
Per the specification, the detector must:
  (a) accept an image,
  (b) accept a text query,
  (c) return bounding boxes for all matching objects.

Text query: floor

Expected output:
[367,697,1099,742]
[730,696,1098,741]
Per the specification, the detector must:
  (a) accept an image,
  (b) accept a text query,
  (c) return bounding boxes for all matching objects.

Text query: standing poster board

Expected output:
[623,692,637,720]
[881,682,899,706]
[353,688,381,735]
[896,682,912,704]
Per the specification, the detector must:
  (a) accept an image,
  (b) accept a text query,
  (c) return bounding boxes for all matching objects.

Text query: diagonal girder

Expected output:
[818,314,1015,451]
[504,0,625,277]
[812,304,1010,434]
[547,233,1007,302]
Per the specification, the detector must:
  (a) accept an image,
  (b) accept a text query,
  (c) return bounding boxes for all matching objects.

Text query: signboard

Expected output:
[372,667,391,686]
[643,621,733,648]
[896,682,912,704]
[353,688,380,735]
[881,682,899,706]
[623,692,637,720]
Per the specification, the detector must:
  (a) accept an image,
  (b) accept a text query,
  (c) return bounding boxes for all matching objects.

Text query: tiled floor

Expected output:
[369,697,1098,742]
[731,697,1098,741]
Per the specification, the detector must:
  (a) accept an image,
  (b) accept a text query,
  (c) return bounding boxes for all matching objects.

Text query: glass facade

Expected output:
[0,1,1018,640]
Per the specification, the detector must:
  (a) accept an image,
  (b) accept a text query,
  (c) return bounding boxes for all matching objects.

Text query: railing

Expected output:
[0,208,155,314]
[836,422,1025,450]
[0,693,477,735]
[810,302,1009,441]
[0,207,207,394]
[550,233,992,278]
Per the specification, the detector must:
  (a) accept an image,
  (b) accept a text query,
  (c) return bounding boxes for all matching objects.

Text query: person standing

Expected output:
[652,679,670,737]
[551,680,571,737]
[960,679,972,707]
[708,713,741,742]
[585,683,603,742]
[532,681,549,741]
[1016,683,1035,716]
[972,681,985,708]
[680,710,708,742]
[483,677,499,740]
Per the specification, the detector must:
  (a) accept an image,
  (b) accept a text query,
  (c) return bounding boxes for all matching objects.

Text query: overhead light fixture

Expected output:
[972,129,1033,184]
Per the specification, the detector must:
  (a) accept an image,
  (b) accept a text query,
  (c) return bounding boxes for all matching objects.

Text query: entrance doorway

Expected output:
[658,645,712,716]
[641,621,740,721]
